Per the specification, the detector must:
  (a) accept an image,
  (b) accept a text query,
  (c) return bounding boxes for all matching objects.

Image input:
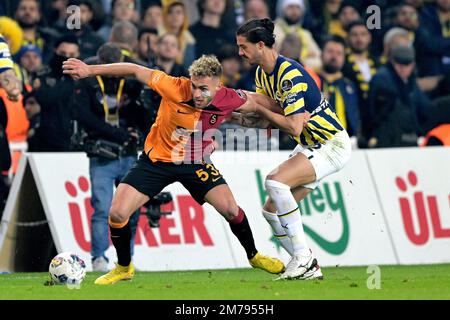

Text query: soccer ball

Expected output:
[49,252,86,285]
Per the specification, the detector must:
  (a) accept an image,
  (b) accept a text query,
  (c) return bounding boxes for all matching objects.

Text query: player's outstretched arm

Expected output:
[62,58,153,85]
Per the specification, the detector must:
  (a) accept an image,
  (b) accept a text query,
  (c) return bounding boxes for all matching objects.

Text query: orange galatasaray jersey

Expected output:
[144,70,247,163]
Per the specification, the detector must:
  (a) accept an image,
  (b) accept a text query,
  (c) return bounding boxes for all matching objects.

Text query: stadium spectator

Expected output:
[381,27,412,65]
[417,0,450,76]
[274,0,322,71]
[404,0,425,10]
[0,33,21,103]
[190,0,235,59]
[0,28,30,176]
[47,0,69,33]
[15,0,56,63]
[0,16,27,88]
[14,44,43,86]
[319,36,360,140]
[141,2,163,30]
[109,20,139,59]
[236,63,258,92]
[390,4,430,74]
[0,16,24,59]
[0,32,17,214]
[68,0,106,60]
[331,1,362,39]
[279,33,321,88]
[217,44,241,89]
[137,28,159,66]
[27,34,79,152]
[393,2,420,33]
[160,1,196,70]
[98,0,139,42]
[70,43,149,272]
[366,45,429,148]
[343,20,380,133]
[244,0,270,20]
[22,90,40,141]
[141,33,188,129]
[306,0,343,46]
[153,32,188,77]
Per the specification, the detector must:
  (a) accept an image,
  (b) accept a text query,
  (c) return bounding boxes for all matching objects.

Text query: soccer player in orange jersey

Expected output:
[63,55,285,284]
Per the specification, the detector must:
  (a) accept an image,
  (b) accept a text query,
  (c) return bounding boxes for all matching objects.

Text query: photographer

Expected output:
[71,43,149,272]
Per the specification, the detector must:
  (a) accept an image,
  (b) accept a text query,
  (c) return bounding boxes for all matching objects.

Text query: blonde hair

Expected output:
[189,55,223,78]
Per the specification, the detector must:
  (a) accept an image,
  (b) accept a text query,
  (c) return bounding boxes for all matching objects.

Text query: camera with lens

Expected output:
[143,192,174,228]
[70,120,145,159]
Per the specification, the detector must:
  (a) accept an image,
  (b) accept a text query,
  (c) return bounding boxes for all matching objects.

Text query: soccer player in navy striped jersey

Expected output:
[236,19,352,280]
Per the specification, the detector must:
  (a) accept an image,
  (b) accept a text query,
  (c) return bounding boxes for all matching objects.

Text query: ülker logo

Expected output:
[65,176,93,252]
[65,177,214,250]
[396,171,450,245]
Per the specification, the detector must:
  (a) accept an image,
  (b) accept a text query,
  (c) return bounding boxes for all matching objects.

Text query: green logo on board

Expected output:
[255,170,349,255]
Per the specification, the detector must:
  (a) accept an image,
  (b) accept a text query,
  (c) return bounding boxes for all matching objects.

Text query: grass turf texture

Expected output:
[1,264,450,300]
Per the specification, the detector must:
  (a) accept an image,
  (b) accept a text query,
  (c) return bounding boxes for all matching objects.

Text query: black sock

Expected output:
[110,221,132,267]
[228,208,258,260]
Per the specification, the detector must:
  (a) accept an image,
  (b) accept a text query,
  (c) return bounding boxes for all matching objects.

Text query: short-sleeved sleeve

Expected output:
[147,69,191,102]
[217,87,248,113]
[280,69,307,116]
[255,67,267,95]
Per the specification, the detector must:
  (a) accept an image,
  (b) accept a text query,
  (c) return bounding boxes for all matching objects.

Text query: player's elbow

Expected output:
[289,123,303,137]
[134,65,152,84]
[132,64,143,77]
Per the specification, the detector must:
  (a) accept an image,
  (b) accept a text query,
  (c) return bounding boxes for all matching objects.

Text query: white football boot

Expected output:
[298,264,323,281]
[276,250,317,280]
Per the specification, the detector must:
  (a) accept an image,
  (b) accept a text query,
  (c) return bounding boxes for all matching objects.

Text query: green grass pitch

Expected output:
[1,264,450,300]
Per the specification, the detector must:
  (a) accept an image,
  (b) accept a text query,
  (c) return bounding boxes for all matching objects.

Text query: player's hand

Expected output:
[230,112,270,128]
[127,127,139,140]
[303,111,311,126]
[62,58,91,80]
[0,69,21,102]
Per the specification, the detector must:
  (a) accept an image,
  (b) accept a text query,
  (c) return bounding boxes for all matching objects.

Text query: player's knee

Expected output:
[263,200,276,213]
[217,202,239,221]
[265,178,290,193]
[109,205,129,224]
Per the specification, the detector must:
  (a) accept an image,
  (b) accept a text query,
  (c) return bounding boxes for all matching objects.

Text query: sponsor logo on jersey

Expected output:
[210,114,218,125]
[281,79,293,92]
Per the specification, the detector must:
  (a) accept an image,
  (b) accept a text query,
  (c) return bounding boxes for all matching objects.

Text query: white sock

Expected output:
[265,179,310,256]
[262,209,294,256]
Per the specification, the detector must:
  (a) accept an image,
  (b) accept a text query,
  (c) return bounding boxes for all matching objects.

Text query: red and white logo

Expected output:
[65,177,214,252]
[65,176,93,252]
[396,171,450,245]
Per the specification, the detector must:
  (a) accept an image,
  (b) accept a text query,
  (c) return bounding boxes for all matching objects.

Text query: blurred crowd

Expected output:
[0,0,450,202]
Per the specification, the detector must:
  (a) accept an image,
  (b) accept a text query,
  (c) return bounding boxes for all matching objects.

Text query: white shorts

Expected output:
[290,130,352,190]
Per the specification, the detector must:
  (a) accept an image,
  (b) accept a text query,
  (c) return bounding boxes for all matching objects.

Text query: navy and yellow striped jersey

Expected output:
[255,55,344,146]
[0,34,14,74]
